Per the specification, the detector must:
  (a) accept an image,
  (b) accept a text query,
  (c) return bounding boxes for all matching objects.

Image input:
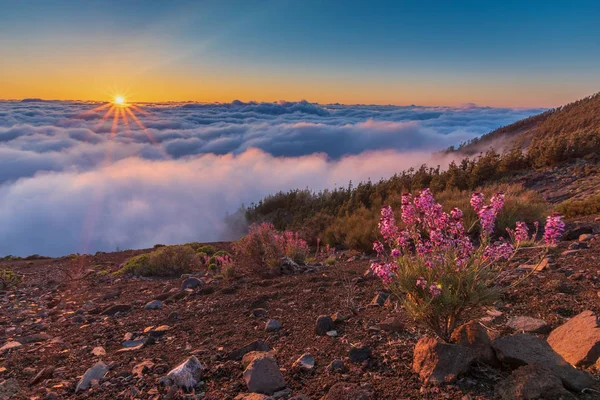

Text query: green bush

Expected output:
[0,269,20,290]
[325,257,336,266]
[322,207,379,253]
[556,193,600,218]
[117,245,201,277]
[187,244,216,255]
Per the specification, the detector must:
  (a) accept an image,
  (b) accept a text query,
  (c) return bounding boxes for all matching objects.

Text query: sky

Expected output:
[0,100,543,256]
[1,0,599,107]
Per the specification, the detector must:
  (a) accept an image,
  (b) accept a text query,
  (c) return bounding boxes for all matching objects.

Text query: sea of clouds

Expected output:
[0,99,544,256]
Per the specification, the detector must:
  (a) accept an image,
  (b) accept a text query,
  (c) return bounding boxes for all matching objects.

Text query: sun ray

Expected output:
[120,107,131,137]
[125,107,170,159]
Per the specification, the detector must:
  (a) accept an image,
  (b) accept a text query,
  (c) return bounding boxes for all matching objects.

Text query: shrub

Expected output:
[325,257,336,266]
[371,189,563,341]
[322,207,379,253]
[117,245,201,277]
[556,193,600,218]
[0,269,20,290]
[233,222,309,273]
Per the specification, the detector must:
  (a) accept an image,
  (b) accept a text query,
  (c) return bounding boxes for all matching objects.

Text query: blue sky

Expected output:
[1,0,599,106]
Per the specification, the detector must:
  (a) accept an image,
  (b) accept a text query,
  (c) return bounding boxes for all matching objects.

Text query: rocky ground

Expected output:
[1,220,600,399]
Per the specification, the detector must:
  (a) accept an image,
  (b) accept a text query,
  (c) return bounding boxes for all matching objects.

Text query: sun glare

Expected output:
[114,95,125,106]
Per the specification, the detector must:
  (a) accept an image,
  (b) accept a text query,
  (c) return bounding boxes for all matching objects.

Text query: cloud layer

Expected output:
[0,100,543,256]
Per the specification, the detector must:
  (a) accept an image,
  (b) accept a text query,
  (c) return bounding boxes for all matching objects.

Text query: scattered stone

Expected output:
[243,352,287,395]
[160,356,204,389]
[265,319,282,332]
[326,330,338,337]
[369,291,390,307]
[450,321,498,366]
[561,250,581,257]
[101,304,131,316]
[280,256,302,274]
[227,340,271,361]
[168,311,180,321]
[569,242,589,250]
[496,364,575,400]
[132,360,155,378]
[579,233,595,242]
[323,382,374,400]
[349,344,371,363]
[251,308,268,318]
[413,336,476,385]
[377,316,404,333]
[17,333,50,344]
[91,346,106,356]
[148,325,170,338]
[507,316,550,334]
[102,289,121,300]
[548,310,600,367]
[492,334,595,392]
[145,300,162,310]
[234,394,274,400]
[167,289,193,302]
[0,378,20,398]
[562,225,593,241]
[292,353,315,372]
[331,312,348,323]
[0,341,22,354]
[29,366,55,386]
[181,277,204,290]
[76,361,109,392]
[327,360,347,373]
[315,315,335,336]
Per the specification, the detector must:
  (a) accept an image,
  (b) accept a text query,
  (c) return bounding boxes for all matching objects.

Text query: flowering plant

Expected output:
[234,222,310,273]
[371,189,563,341]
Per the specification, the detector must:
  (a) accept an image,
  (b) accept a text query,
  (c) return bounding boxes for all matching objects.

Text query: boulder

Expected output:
[507,316,550,334]
[243,352,286,395]
[496,364,575,400]
[492,334,595,392]
[547,310,600,367]
[265,319,282,332]
[144,300,162,310]
[181,277,204,290]
[160,356,204,389]
[227,340,270,361]
[413,336,476,385]
[315,315,336,336]
[76,361,109,392]
[292,353,315,372]
[450,321,498,366]
[349,344,371,363]
[323,382,374,400]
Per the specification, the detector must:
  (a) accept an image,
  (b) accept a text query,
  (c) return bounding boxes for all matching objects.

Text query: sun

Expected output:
[113,95,126,106]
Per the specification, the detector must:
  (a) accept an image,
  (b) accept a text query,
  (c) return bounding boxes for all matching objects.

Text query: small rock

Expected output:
[315,315,335,336]
[548,310,600,367]
[145,300,163,310]
[0,378,20,398]
[369,291,390,307]
[29,366,55,386]
[450,321,498,366]
[181,277,204,290]
[227,340,271,361]
[326,330,338,337]
[234,394,274,400]
[349,344,371,363]
[243,352,287,395]
[377,316,404,333]
[579,233,595,242]
[251,308,268,318]
[327,359,347,373]
[167,311,180,321]
[17,333,50,344]
[76,361,109,392]
[496,364,575,400]
[102,289,121,300]
[149,325,170,338]
[292,353,315,372]
[0,341,22,354]
[413,336,476,385]
[160,356,204,389]
[323,382,374,400]
[101,304,131,316]
[91,346,106,356]
[331,312,348,323]
[507,316,550,334]
[265,319,282,332]
[569,242,588,250]
[132,360,155,378]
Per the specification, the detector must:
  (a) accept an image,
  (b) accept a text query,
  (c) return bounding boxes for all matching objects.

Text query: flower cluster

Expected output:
[544,212,566,245]
[370,188,565,341]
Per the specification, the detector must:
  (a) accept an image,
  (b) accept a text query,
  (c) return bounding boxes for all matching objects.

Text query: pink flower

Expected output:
[470,192,484,212]
[429,283,442,297]
[478,205,496,234]
[483,241,514,262]
[416,277,427,289]
[544,213,565,245]
[513,221,529,243]
[490,193,505,214]
[391,248,401,257]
